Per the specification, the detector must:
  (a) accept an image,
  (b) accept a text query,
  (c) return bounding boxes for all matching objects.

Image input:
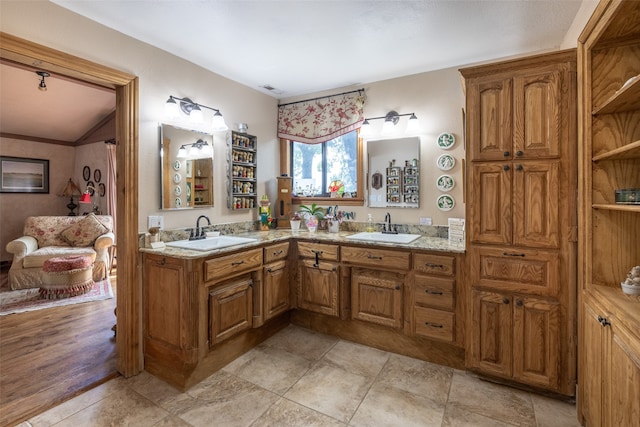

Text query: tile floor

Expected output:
[19,325,581,426]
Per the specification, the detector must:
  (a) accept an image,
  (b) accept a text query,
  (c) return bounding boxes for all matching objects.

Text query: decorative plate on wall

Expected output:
[98,183,106,197]
[175,197,182,208]
[174,186,182,196]
[173,173,181,184]
[437,132,455,150]
[436,175,455,192]
[436,154,455,171]
[173,160,181,171]
[437,194,455,211]
[83,166,91,181]
[93,169,101,183]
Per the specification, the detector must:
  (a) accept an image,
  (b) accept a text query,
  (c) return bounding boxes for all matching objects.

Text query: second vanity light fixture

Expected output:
[177,138,213,158]
[360,110,419,137]
[165,95,229,131]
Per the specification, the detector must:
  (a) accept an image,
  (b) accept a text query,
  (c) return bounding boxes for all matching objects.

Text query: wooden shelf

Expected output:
[592,139,640,161]
[592,203,640,212]
[592,74,640,115]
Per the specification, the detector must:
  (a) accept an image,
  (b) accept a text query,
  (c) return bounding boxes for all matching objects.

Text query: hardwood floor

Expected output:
[0,268,117,427]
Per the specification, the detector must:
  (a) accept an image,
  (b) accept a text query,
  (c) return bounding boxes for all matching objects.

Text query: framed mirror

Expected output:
[160,123,214,209]
[367,136,420,208]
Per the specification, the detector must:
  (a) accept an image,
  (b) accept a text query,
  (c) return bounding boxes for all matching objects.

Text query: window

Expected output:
[289,130,361,201]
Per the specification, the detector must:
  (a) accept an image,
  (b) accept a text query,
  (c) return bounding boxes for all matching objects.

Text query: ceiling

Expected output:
[2,1,588,143]
[53,0,586,98]
[0,62,116,143]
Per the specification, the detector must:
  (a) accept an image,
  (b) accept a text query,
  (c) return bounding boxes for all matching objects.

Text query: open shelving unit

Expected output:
[227,131,257,210]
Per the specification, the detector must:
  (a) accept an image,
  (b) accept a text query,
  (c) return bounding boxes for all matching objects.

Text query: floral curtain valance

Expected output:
[277,90,365,144]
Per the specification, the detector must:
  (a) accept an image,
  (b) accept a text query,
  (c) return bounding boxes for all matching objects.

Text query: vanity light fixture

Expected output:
[177,139,212,158]
[36,71,50,92]
[164,95,229,131]
[360,110,419,136]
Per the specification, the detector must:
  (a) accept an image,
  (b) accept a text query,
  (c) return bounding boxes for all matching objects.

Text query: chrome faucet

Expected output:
[190,215,211,240]
[382,212,397,234]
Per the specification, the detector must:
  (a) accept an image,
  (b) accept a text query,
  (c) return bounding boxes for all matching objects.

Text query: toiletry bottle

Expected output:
[366,214,375,232]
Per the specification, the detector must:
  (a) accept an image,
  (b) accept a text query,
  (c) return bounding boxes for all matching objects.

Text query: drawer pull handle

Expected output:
[503,252,525,257]
[597,315,611,327]
[311,250,324,255]
[367,255,383,260]
[424,263,445,269]
[273,250,284,256]
[425,290,443,295]
[425,322,443,328]
[231,261,244,266]
[266,267,272,273]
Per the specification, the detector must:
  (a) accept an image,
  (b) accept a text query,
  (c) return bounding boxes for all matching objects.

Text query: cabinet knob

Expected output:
[516,164,523,171]
[516,299,523,307]
[597,315,611,327]
[395,285,401,290]
[516,150,524,157]
[503,298,510,304]
[503,165,510,171]
[503,151,510,157]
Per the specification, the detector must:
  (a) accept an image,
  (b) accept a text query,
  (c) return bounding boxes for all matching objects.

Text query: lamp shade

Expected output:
[79,191,92,204]
[212,111,229,131]
[164,96,179,118]
[405,113,420,134]
[57,178,81,197]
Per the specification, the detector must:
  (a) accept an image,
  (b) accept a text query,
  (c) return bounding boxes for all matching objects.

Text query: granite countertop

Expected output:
[140,229,465,259]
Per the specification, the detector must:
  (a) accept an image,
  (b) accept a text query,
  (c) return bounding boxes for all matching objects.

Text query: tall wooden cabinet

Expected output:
[461,50,578,396]
[577,1,640,425]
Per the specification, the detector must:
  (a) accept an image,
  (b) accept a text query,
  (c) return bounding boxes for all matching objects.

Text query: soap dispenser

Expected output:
[366,214,375,232]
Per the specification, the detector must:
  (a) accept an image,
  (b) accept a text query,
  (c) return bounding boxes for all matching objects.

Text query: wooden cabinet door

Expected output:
[513,68,562,159]
[512,296,560,389]
[297,259,339,317]
[606,321,640,427]
[351,268,404,329]
[468,77,513,161]
[469,163,512,245]
[513,160,560,248]
[469,290,513,378]
[209,277,253,346]
[580,302,605,426]
[263,260,289,321]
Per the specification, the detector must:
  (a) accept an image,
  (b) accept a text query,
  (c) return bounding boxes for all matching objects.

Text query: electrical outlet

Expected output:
[419,217,432,226]
[148,215,164,229]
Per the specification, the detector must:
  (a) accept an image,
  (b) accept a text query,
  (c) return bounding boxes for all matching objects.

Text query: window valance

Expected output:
[277,89,365,144]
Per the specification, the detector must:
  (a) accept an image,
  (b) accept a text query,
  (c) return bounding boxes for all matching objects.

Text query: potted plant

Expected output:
[298,203,324,232]
[290,212,302,231]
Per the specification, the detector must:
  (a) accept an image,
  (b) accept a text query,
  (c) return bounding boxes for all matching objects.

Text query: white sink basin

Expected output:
[166,236,257,251]
[345,232,422,244]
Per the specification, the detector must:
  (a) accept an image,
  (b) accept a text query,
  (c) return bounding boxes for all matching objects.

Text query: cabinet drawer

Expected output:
[414,275,455,311]
[342,246,410,270]
[413,253,455,276]
[470,246,559,296]
[414,307,455,342]
[205,248,262,282]
[297,241,339,261]
[264,242,289,263]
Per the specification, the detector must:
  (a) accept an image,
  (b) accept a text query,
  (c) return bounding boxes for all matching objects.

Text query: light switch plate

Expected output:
[420,217,432,226]
[148,215,164,229]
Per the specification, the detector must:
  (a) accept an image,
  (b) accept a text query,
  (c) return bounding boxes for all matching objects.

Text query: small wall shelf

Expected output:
[227,131,257,210]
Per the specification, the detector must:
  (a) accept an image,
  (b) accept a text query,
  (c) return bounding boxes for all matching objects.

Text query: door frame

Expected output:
[0,32,141,376]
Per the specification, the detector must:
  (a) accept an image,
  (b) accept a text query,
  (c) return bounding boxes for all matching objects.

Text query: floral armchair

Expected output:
[5,214,114,290]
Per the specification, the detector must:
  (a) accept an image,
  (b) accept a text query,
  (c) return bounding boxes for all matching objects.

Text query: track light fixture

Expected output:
[36,71,50,92]
[360,110,419,136]
[164,95,228,131]
[177,138,213,158]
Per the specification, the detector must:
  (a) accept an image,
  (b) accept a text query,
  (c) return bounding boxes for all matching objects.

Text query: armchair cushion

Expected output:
[61,214,109,247]
[23,246,96,269]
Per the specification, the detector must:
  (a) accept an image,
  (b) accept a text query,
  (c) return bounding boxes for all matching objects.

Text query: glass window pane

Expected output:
[292,142,322,196]
[325,132,357,193]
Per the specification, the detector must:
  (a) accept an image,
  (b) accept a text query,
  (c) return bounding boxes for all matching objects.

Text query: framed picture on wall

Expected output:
[0,156,50,193]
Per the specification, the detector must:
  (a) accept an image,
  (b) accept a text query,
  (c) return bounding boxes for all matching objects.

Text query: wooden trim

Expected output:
[0,32,141,377]
[459,49,577,79]
[0,132,74,146]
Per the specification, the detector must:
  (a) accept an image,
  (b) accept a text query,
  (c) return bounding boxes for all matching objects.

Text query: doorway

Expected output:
[0,29,141,406]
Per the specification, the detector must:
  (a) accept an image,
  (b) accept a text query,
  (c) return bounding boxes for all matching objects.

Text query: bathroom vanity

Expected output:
[141,231,464,390]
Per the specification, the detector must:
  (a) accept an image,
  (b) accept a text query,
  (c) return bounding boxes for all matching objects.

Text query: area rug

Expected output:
[0,279,113,315]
